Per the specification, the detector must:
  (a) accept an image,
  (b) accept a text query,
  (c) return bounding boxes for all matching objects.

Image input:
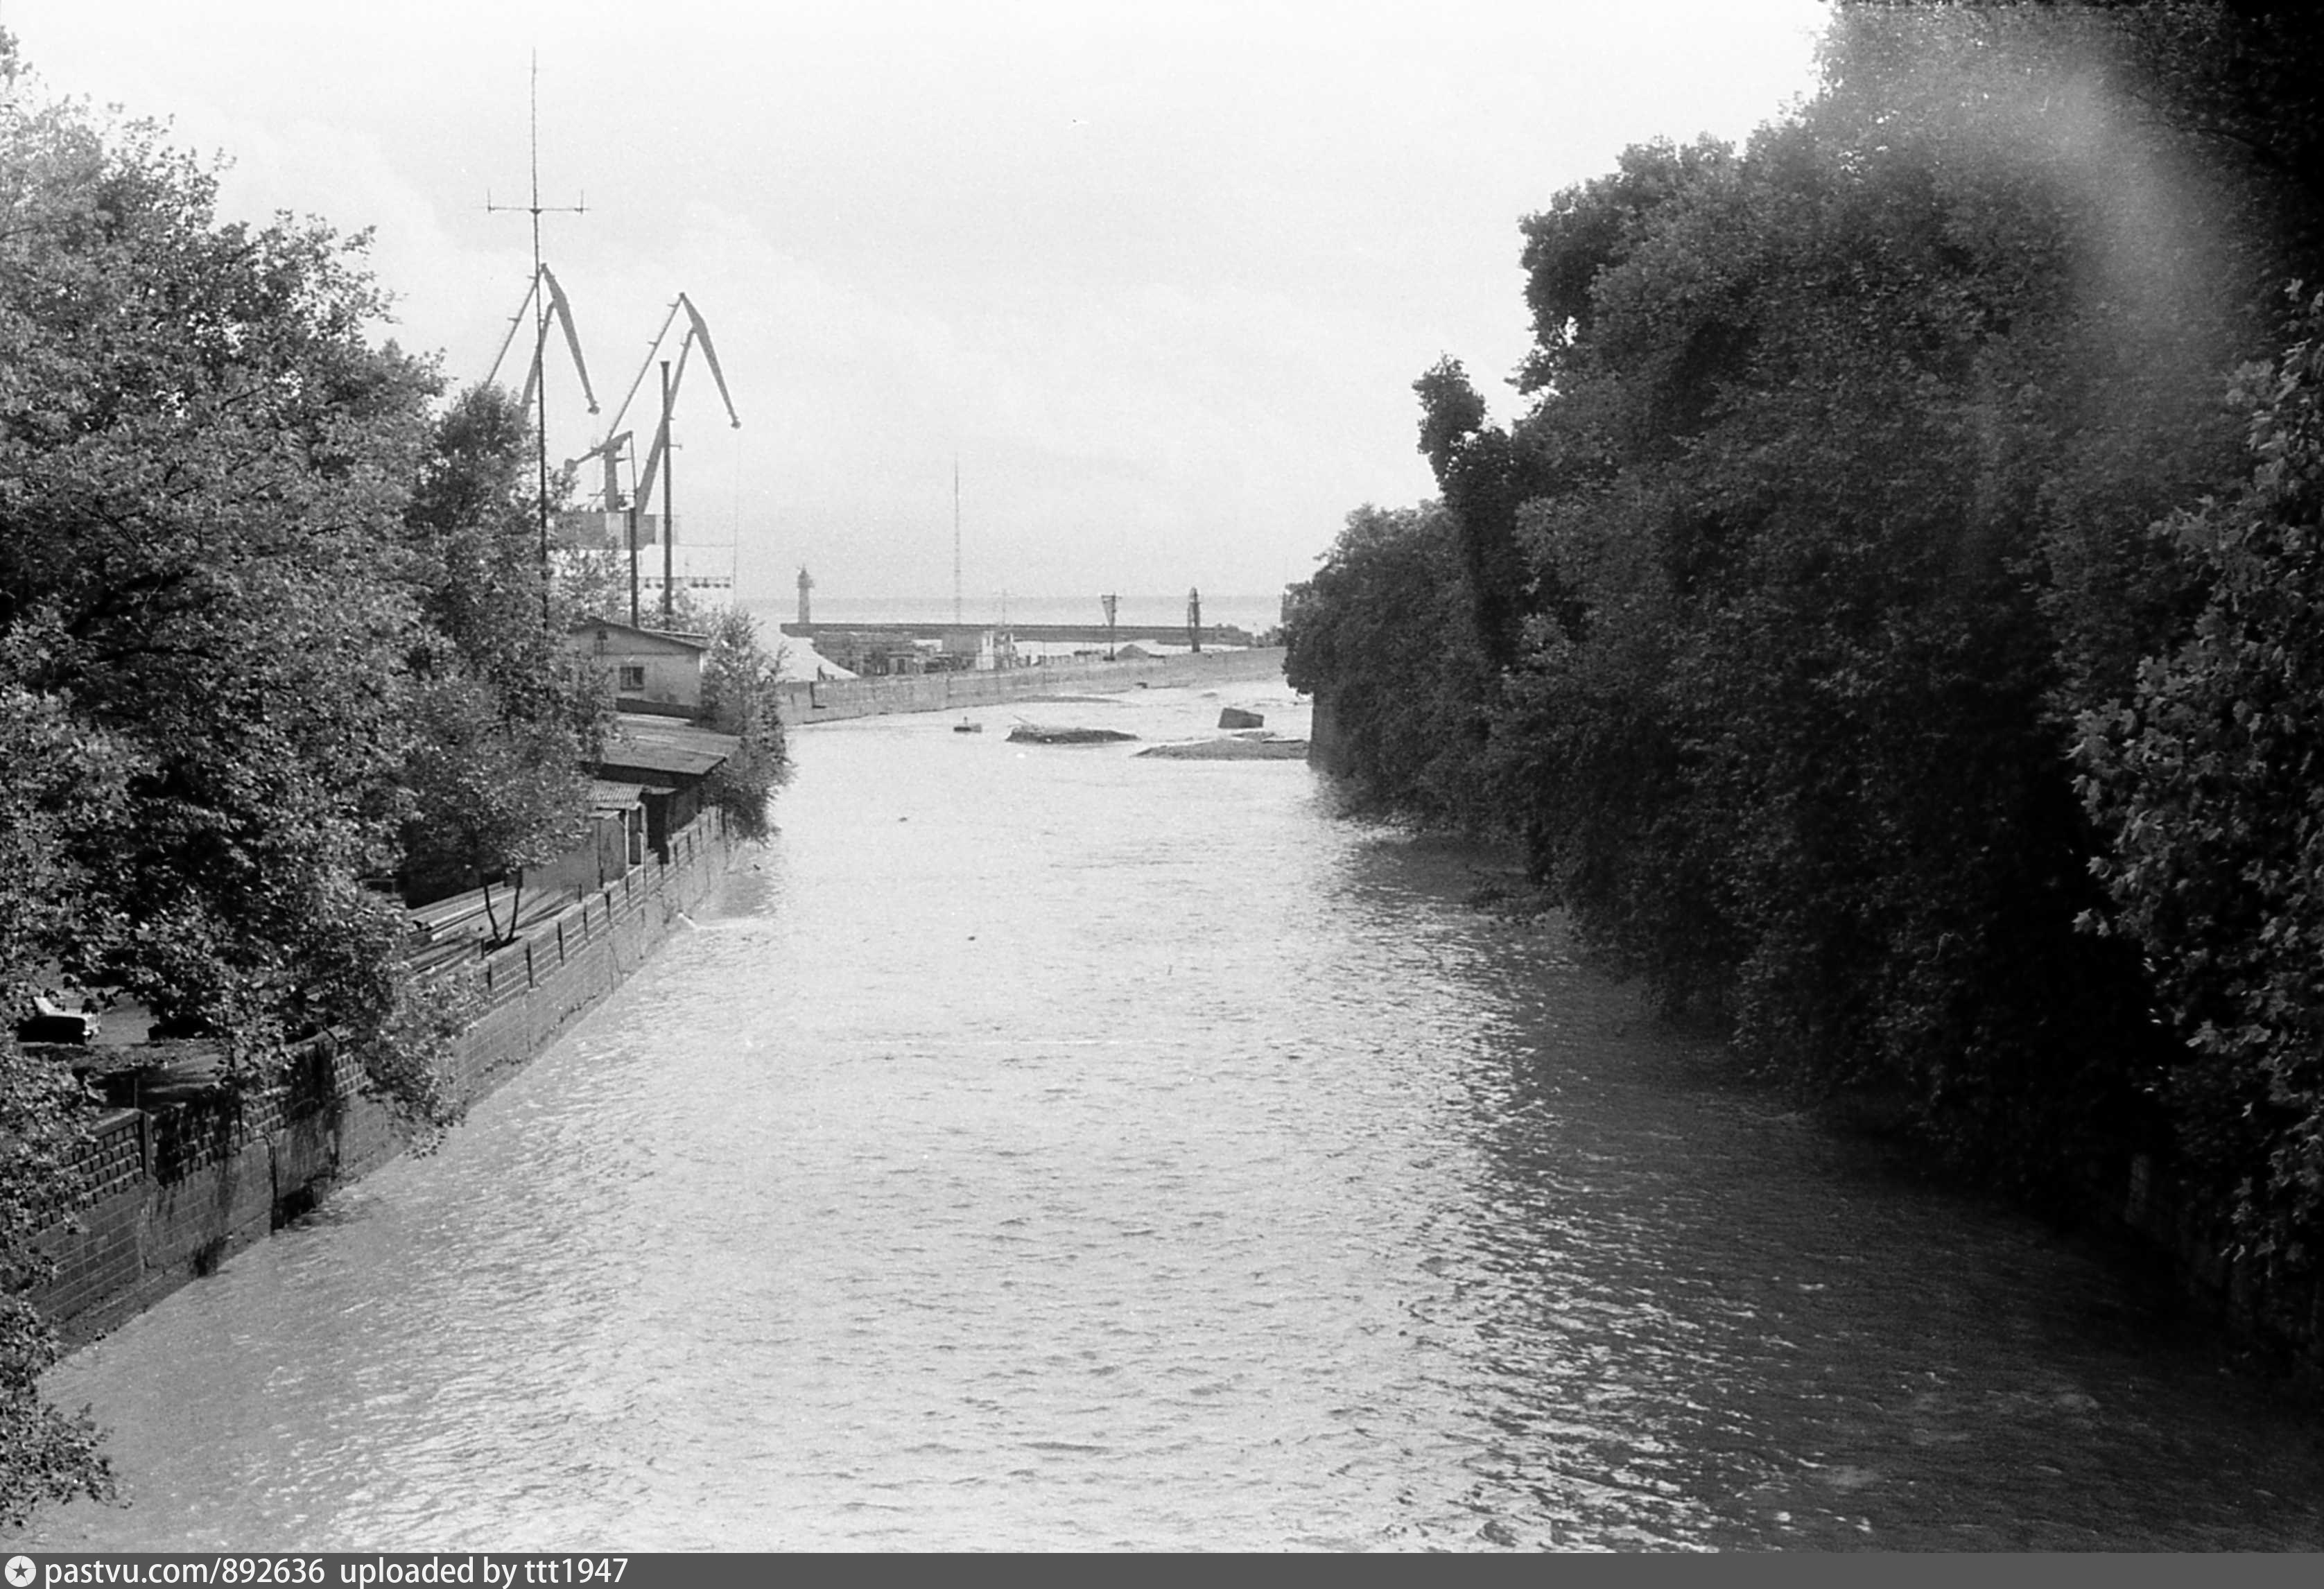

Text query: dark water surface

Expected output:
[19,679,2324,1549]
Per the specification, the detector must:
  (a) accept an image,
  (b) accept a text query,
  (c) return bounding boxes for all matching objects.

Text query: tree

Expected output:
[399,675,590,939]
[695,608,791,841]
[2078,287,2324,1273]
[1313,2,2290,1204]
[1410,360,1533,668]
[1,49,438,1066]
[1284,503,1496,826]
[394,383,610,923]
[404,385,610,754]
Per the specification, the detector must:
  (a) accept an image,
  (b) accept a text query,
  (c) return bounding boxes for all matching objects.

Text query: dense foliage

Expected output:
[1282,504,1493,825]
[694,608,792,842]
[2079,290,2324,1276]
[1287,0,2324,1278]
[397,385,612,924]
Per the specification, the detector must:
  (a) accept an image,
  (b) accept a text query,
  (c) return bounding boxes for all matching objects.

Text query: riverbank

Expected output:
[776,647,1285,725]
[1315,686,2324,1393]
[31,810,743,1344]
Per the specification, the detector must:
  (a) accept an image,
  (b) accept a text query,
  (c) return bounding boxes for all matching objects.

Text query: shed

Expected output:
[591,714,743,858]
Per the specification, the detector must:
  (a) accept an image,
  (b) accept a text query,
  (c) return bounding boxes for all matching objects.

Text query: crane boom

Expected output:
[485,263,600,415]
[616,293,742,516]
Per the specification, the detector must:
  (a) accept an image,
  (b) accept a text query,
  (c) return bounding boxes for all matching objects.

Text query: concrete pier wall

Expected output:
[33,812,742,1344]
[778,648,1286,725]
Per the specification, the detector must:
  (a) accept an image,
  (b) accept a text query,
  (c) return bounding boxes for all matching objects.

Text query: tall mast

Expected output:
[487,53,587,627]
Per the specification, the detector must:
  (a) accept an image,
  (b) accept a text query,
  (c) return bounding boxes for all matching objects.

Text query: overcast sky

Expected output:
[4,0,1828,613]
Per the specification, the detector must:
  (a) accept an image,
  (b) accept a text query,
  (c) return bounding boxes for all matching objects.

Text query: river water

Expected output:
[18,677,2324,1550]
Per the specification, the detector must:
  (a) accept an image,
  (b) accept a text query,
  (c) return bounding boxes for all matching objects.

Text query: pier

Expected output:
[781,620,1262,649]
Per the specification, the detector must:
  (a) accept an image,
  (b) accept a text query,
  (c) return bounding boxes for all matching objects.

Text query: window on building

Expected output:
[618,664,647,692]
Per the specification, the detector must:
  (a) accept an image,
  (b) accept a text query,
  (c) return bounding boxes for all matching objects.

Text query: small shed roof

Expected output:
[597,713,742,779]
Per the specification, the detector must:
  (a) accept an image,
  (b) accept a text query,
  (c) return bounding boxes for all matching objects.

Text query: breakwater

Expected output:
[32,810,742,1344]
[777,647,1285,725]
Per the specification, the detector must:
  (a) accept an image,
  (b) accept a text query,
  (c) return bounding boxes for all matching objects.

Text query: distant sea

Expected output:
[736,591,1287,637]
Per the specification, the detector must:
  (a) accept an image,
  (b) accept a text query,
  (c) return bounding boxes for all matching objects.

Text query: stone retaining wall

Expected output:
[33,812,741,1344]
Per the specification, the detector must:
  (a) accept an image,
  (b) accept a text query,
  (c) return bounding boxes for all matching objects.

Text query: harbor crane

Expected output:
[603,293,741,514]
[569,293,742,623]
[570,428,636,516]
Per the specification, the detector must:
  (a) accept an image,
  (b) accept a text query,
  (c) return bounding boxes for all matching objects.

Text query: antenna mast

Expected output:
[488,53,588,626]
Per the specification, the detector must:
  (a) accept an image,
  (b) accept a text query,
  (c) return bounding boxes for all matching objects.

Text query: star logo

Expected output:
[6,1556,36,1588]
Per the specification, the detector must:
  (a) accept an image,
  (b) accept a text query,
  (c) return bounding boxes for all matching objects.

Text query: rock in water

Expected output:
[1136,737,1308,760]
[1006,725,1140,745]
[1218,707,1265,729]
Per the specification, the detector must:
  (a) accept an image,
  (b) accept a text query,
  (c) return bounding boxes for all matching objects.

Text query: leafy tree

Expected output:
[398,675,590,939]
[1301,1,2303,1211]
[1493,3,2274,1188]
[2078,288,2324,1272]
[1410,361,1535,669]
[695,607,792,841]
[395,383,610,922]
[1284,503,1496,825]
[0,48,435,1066]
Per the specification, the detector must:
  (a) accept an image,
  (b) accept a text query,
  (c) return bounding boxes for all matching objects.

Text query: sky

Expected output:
[2,0,1830,614]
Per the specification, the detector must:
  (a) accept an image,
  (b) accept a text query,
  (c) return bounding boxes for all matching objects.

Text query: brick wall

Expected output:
[32,810,741,1344]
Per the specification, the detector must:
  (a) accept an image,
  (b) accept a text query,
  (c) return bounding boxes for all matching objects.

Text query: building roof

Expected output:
[569,619,711,652]
[597,713,741,779]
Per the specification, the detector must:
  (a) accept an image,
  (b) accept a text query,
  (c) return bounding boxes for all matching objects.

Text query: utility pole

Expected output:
[660,359,675,625]
[487,53,587,627]
[626,445,641,629]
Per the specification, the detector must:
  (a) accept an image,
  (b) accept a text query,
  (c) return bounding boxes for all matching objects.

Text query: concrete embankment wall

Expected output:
[2108,1153,2324,1384]
[34,813,741,1344]
[777,647,1287,725]
[1308,691,1343,773]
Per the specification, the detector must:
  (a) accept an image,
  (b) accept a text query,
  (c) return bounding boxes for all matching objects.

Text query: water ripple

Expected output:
[18,684,2324,1550]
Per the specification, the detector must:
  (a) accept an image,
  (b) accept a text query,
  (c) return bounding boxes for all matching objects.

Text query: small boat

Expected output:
[953,719,983,733]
